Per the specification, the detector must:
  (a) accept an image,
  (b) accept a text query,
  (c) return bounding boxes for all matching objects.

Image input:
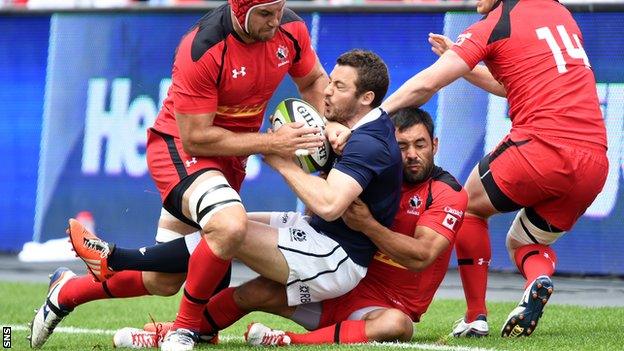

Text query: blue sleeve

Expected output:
[333,133,389,189]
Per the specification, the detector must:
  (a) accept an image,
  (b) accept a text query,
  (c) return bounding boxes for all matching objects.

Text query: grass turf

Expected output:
[1,280,623,350]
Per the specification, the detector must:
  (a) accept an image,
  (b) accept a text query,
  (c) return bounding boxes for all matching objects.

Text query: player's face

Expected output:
[476,0,498,14]
[247,1,285,41]
[396,123,438,184]
[323,65,361,124]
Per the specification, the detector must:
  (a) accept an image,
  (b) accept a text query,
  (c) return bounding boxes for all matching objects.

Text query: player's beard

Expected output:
[403,158,434,184]
[249,25,278,42]
[325,98,359,126]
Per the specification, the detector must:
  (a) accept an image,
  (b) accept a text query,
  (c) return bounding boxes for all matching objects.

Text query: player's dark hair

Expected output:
[391,107,435,140]
[336,49,389,108]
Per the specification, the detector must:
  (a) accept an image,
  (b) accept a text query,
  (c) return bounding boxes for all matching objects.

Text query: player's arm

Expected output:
[381,50,471,114]
[292,59,329,114]
[176,112,323,157]
[462,65,506,97]
[343,199,450,272]
[265,155,363,221]
[428,33,506,97]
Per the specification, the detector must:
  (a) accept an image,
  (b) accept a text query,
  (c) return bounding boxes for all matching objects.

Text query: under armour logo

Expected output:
[477,258,491,266]
[281,213,289,224]
[544,252,556,268]
[455,32,473,46]
[185,157,197,168]
[232,67,246,78]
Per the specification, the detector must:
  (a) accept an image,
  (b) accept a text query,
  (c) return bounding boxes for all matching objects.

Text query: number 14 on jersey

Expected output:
[536,25,591,74]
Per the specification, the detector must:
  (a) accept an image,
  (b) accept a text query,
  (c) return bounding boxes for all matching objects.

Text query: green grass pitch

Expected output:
[1,280,623,350]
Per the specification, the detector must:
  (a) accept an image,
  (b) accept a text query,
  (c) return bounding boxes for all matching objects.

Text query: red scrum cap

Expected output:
[230,0,284,34]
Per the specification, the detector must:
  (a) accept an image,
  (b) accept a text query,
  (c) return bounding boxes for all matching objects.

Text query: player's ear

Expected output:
[432,137,439,155]
[360,90,375,107]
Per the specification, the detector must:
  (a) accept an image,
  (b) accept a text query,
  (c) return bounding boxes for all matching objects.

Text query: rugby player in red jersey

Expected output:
[29,0,329,349]
[382,0,608,337]
[242,107,469,346]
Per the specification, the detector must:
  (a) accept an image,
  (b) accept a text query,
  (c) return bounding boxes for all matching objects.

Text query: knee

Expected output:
[143,272,185,297]
[373,309,413,342]
[203,212,247,256]
[205,215,246,240]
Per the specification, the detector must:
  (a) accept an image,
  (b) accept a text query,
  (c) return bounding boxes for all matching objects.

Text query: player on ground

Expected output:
[382,0,608,337]
[111,107,468,348]
[29,0,328,348]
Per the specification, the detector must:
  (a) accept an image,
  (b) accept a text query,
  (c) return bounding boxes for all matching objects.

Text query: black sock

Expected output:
[108,237,190,273]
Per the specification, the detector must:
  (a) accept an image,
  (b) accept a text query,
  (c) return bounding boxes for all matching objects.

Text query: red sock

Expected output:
[455,215,490,322]
[514,244,557,288]
[173,240,230,331]
[200,287,246,334]
[286,320,368,345]
[58,271,149,310]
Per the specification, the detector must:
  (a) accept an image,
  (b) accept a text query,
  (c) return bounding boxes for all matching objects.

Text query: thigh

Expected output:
[464,165,499,218]
[533,149,609,231]
[481,134,571,212]
[235,220,288,283]
[181,170,241,221]
[147,129,245,202]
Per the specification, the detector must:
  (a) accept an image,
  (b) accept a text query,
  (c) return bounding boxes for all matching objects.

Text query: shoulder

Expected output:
[484,0,521,44]
[423,167,467,213]
[190,4,234,62]
[279,8,309,39]
[281,7,304,25]
[430,166,463,193]
[345,132,382,151]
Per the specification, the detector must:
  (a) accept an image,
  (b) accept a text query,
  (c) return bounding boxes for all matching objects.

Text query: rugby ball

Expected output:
[271,98,332,173]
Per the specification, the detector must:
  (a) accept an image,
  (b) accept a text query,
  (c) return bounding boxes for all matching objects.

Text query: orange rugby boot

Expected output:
[67,218,115,282]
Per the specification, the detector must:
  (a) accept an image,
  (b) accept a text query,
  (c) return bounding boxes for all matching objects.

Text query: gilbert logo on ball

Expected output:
[272,98,332,173]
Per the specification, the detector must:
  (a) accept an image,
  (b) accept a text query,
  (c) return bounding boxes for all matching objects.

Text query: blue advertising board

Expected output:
[1,10,622,275]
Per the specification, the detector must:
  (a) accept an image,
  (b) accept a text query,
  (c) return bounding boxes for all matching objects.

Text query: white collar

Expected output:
[350,107,384,131]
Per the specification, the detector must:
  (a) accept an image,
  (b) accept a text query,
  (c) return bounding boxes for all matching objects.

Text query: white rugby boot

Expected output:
[450,314,489,337]
[244,322,291,346]
[29,267,76,348]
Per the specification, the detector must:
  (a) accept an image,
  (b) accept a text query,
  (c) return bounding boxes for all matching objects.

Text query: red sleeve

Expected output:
[417,184,468,243]
[450,16,497,70]
[287,21,317,78]
[171,33,220,115]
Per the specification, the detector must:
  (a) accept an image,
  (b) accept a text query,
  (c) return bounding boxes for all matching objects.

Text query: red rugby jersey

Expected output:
[153,4,317,137]
[451,0,606,149]
[357,166,468,322]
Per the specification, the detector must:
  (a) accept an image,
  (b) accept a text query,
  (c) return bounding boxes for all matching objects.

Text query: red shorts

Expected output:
[146,128,247,202]
[318,282,412,328]
[480,131,608,230]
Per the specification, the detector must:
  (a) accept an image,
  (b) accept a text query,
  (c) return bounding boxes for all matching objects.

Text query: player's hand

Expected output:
[342,198,374,232]
[428,33,454,57]
[325,121,350,155]
[269,121,324,158]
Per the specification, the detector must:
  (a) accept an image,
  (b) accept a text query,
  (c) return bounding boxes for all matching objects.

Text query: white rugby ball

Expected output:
[271,98,332,173]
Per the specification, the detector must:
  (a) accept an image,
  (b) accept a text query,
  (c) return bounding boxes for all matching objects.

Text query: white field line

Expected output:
[6,324,501,351]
